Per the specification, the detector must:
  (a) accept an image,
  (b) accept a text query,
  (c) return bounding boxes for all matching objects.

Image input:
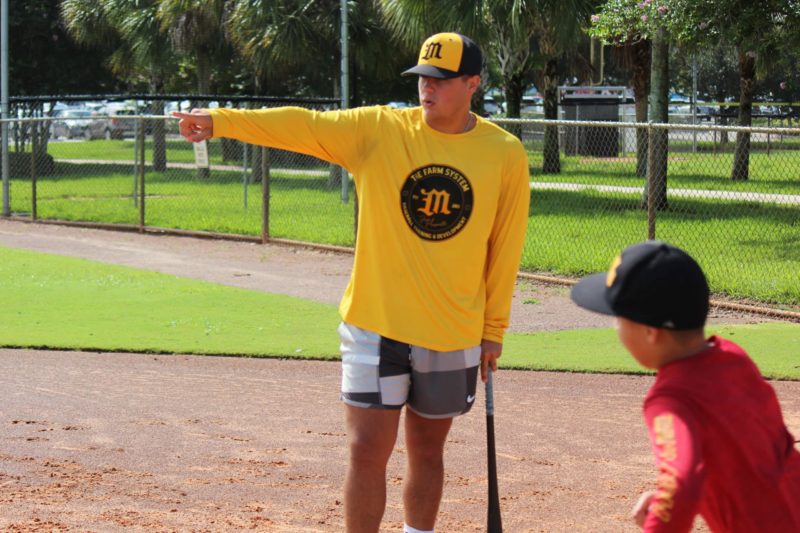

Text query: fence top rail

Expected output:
[3,115,800,136]
[9,94,339,105]
[0,114,175,125]
[490,117,800,136]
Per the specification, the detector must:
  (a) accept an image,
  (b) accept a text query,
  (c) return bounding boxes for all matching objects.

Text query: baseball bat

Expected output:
[486,367,503,533]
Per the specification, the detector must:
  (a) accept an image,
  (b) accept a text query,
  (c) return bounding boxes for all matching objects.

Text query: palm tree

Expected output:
[646,24,668,209]
[60,0,119,50]
[61,0,177,171]
[527,0,595,174]
[667,0,800,181]
[227,0,343,97]
[157,0,232,179]
[157,0,231,97]
[225,0,330,187]
[588,1,652,178]
[226,1,405,186]
[226,0,326,184]
[380,0,593,173]
[379,0,534,124]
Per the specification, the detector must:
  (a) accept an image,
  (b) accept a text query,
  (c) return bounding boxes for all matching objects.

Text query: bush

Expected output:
[9,151,56,177]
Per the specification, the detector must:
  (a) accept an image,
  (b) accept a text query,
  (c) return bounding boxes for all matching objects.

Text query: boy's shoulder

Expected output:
[647,336,762,400]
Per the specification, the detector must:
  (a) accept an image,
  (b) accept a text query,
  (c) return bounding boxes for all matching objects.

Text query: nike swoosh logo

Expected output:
[466,395,475,403]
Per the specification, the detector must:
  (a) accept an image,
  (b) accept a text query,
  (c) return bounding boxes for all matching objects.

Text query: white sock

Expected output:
[403,525,433,533]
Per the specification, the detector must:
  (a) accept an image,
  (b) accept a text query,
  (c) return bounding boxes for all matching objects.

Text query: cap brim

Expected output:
[401,64,459,79]
[570,273,616,316]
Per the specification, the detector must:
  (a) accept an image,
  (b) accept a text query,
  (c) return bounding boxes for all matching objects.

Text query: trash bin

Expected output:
[559,86,624,157]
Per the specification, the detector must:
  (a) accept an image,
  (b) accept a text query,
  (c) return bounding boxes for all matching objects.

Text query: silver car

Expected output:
[51,108,118,140]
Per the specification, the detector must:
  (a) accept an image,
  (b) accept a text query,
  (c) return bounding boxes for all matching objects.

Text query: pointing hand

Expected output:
[172,109,213,142]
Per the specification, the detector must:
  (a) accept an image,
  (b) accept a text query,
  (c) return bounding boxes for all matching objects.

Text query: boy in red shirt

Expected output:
[570,240,800,532]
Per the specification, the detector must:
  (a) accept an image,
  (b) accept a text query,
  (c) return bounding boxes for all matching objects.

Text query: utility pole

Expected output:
[339,0,349,204]
[1,0,10,216]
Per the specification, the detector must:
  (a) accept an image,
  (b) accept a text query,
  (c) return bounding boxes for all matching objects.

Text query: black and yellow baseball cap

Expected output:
[401,32,482,79]
[570,241,710,330]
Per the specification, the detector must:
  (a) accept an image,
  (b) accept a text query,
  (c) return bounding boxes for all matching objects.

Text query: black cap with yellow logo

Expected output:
[401,32,482,79]
[570,241,709,330]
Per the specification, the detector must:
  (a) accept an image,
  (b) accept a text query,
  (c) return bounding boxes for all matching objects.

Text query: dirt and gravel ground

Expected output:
[0,219,797,532]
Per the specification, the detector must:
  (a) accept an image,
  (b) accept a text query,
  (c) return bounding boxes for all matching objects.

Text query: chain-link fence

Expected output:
[505,117,800,309]
[2,109,799,310]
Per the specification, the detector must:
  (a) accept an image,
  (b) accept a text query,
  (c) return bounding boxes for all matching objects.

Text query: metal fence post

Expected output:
[30,123,37,220]
[261,146,270,243]
[646,122,656,240]
[131,120,139,205]
[242,142,249,209]
[137,118,145,232]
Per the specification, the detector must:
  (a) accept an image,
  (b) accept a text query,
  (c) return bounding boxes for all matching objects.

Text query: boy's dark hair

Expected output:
[570,241,709,330]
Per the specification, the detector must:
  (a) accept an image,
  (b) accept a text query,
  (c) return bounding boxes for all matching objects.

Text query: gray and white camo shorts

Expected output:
[338,322,481,419]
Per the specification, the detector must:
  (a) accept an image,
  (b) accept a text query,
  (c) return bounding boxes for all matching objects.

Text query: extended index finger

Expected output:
[171,111,213,141]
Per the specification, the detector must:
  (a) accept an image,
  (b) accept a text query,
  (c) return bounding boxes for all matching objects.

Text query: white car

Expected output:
[51,108,97,139]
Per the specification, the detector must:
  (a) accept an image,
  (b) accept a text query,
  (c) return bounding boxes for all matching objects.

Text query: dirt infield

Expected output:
[1,220,798,532]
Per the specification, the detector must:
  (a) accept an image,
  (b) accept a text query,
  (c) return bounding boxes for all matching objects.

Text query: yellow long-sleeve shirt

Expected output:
[210,105,530,351]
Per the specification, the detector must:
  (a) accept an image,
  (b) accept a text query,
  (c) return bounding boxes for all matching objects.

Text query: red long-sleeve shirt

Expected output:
[642,336,800,532]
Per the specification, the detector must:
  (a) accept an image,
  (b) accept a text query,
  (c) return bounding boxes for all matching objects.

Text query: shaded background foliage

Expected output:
[8,2,118,96]
[6,0,800,107]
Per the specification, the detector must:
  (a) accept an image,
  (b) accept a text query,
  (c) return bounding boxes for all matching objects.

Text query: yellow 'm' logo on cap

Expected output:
[606,254,622,287]
[418,32,462,72]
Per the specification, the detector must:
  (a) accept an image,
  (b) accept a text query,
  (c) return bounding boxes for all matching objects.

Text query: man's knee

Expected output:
[346,406,400,467]
[405,413,452,466]
[406,440,445,468]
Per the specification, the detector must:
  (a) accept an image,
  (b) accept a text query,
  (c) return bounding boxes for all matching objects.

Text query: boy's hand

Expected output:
[631,490,655,528]
[480,339,502,383]
[172,110,213,143]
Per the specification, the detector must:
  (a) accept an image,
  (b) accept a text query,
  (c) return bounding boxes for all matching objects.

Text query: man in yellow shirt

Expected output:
[174,32,530,533]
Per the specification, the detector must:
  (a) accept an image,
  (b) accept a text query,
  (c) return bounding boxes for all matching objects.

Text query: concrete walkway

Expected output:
[531,181,800,205]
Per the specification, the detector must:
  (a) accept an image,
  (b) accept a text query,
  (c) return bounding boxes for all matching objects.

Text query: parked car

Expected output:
[51,107,120,140]
[51,108,95,139]
[483,96,505,115]
[695,104,715,121]
[99,102,154,138]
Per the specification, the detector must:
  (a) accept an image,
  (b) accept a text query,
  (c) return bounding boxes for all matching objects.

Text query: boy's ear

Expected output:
[645,326,662,345]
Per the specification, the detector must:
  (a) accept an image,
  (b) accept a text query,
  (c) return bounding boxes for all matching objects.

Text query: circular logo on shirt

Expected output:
[400,165,473,241]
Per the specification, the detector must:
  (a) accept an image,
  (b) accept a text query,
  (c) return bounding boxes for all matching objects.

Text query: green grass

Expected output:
[526,151,800,194]
[502,323,800,380]
[9,139,800,305]
[10,167,799,304]
[0,246,342,357]
[47,138,227,165]
[46,138,800,195]
[1,245,798,380]
[525,189,800,304]
[10,164,356,245]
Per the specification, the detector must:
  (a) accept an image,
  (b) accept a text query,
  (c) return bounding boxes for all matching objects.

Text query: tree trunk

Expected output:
[149,93,167,173]
[328,61,343,189]
[540,58,561,174]
[631,40,651,177]
[250,142,263,185]
[715,88,729,146]
[195,58,211,180]
[249,77,265,185]
[732,48,755,181]
[503,73,524,139]
[643,27,669,211]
